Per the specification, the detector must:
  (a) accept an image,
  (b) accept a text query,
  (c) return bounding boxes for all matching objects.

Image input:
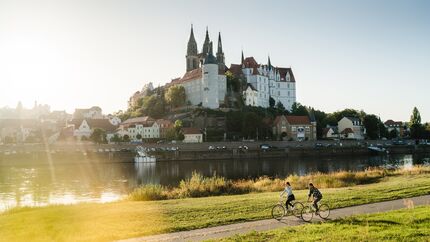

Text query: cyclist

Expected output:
[307,183,323,212]
[280,181,295,210]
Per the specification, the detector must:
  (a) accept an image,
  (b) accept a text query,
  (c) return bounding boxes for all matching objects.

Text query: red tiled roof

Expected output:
[384,120,402,126]
[277,67,296,82]
[286,115,311,125]
[243,57,259,69]
[182,127,201,135]
[341,128,354,134]
[156,119,172,126]
[228,64,242,77]
[179,68,202,83]
[122,116,154,125]
[70,119,116,131]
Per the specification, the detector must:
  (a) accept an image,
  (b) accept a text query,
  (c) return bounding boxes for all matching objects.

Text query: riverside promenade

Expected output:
[119,195,430,242]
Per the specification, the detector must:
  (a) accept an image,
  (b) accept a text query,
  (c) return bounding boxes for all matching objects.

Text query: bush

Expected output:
[127,166,430,201]
[128,184,167,201]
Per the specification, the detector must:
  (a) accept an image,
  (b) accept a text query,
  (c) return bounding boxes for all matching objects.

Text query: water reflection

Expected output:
[0,153,429,211]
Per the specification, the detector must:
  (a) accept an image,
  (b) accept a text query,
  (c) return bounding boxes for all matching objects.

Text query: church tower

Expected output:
[202,42,220,109]
[216,32,225,70]
[202,27,211,57]
[186,25,199,72]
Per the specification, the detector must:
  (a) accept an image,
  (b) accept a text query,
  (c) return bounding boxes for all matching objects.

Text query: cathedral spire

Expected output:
[186,24,199,72]
[202,26,211,56]
[204,41,217,64]
[187,24,198,56]
[268,55,272,69]
[216,32,225,66]
[241,50,244,64]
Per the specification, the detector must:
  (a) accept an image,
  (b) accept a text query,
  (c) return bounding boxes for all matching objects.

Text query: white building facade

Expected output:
[232,56,296,110]
[168,26,227,109]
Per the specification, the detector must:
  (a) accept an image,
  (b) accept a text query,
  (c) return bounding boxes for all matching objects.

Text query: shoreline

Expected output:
[1,143,429,162]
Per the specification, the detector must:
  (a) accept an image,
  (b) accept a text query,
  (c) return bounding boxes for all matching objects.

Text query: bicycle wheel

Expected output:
[301,205,314,222]
[318,204,330,219]
[291,202,304,218]
[271,204,285,220]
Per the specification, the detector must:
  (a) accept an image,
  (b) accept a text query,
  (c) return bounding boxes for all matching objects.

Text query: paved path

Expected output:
[119,195,430,242]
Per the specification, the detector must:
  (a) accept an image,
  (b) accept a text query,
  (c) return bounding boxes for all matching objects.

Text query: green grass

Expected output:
[1,173,430,242]
[215,206,430,242]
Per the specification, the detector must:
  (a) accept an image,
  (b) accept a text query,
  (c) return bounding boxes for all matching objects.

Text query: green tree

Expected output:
[389,129,399,139]
[241,112,261,139]
[226,71,240,93]
[410,107,423,139]
[363,115,380,139]
[123,135,130,142]
[90,128,107,144]
[290,102,308,116]
[165,85,186,108]
[276,101,285,112]
[136,134,142,140]
[269,97,275,108]
[110,134,122,143]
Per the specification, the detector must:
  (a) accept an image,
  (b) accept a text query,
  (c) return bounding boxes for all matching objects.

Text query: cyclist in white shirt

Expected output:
[280,181,295,210]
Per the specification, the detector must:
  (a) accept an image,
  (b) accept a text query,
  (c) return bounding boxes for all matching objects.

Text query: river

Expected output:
[0,153,429,211]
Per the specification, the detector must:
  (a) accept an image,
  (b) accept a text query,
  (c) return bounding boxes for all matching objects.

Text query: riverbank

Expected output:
[1,172,430,242]
[1,141,429,162]
[215,206,430,242]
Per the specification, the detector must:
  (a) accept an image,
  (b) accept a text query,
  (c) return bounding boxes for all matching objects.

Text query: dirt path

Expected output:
[119,195,430,242]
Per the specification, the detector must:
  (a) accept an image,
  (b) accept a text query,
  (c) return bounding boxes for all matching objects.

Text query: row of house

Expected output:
[322,117,407,140]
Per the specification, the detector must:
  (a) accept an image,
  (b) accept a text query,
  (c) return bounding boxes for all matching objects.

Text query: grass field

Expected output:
[215,206,430,242]
[0,173,429,241]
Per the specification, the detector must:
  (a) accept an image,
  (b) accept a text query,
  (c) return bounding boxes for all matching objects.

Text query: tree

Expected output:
[241,112,261,139]
[290,102,308,116]
[363,115,379,139]
[123,135,130,142]
[269,97,275,108]
[389,129,399,139]
[110,134,122,143]
[166,120,184,141]
[276,101,285,112]
[90,128,107,144]
[410,107,423,139]
[226,71,240,93]
[136,134,142,140]
[165,85,186,108]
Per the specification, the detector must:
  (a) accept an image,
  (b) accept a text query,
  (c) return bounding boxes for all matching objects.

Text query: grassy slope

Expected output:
[0,174,430,242]
[216,206,430,242]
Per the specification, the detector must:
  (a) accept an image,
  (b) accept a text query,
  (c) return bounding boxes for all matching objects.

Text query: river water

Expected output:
[0,153,429,211]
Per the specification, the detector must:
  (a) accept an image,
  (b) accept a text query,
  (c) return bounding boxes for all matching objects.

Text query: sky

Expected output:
[0,0,429,121]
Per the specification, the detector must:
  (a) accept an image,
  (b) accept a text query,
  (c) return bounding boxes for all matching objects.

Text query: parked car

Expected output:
[208,145,215,150]
[260,144,271,150]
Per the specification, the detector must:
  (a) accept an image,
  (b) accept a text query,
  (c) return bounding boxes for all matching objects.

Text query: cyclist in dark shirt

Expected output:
[307,183,323,212]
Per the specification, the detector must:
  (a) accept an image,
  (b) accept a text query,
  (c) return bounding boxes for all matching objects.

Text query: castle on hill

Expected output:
[167,25,297,110]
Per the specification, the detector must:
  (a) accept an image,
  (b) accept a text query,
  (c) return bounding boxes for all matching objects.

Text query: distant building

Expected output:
[182,127,203,143]
[73,106,104,119]
[118,116,161,141]
[322,126,339,139]
[273,115,316,141]
[384,120,404,137]
[230,55,296,110]
[156,119,173,139]
[243,83,258,106]
[338,117,365,140]
[168,26,227,109]
[70,119,117,139]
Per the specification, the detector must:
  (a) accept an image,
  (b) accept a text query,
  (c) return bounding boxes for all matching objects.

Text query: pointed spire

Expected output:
[216,32,225,65]
[217,32,223,54]
[187,24,198,56]
[202,26,211,55]
[268,55,272,69]
[204,41,217,64]
[241,50,244,64]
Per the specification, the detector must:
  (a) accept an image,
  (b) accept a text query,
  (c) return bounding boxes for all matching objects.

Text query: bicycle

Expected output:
[300,201,330,222]
[271,199,304,221]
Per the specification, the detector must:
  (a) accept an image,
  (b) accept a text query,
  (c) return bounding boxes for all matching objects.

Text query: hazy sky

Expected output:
[0,0,429,121]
